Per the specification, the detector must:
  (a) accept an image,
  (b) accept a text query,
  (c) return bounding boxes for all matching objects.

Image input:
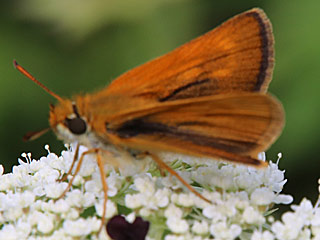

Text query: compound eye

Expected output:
[65,117,87,135]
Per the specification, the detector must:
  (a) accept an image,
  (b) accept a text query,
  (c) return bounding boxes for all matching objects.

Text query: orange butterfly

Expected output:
[14,8,284,231]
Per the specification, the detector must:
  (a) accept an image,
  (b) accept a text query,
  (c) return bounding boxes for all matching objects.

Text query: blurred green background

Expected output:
[0,0,319,208]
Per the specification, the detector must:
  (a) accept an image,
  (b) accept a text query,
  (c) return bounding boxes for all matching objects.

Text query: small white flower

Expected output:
[0,224,19,240]
[274,194,293,204]
[97,227,113,240]
[28,159,44,172]
[11,165,32,188]
[312,225,320,238]
[49,228,73,240]
[83,192,96,207]
[139,207,152,217]
[233,191,250,209]
[291,198,314,224]
[66,189,86,207]
[36,212,54,234]
[193,191,212,209]
[63,217,100,236]
[192,165,219,186]
[44,182,69,198]
[60,151,76,173]
[51,199,70,213]
[191,220,209,235]
[0,165,4,175]
[299,228,311,239]
[210,222,242,239]
[107,183,118,197]
[235,173,256,191]
[258,152,266,161]
[0,174,12,191]
[171,193,194,207]
[64,207,80,220]
[164,204,183,219]
[251,230,274,240]
[166,216,189,234]
[125,212,136,223]
[216,199,237,218]
[134,175,155,194]
[5,191,35,209]
[72,174,84,186]
[15,220,32,239]
[154,188,170,208]
[242,206,265,225]
[271,218,301,240]
[3,206,23,222]
[311,208,320,226]
[125,193,143,209]
[164,235,186,240]
[251,187,275,205]
[78,155,96,177]
[85,179,102,194]
[39,200,55,212]
[27,210,43,226]
[95,200,117,218]
[210,173,235,190]
[262,162,286,193]
[34,166,60,184]
[203,205,218,219]
[32,185,46,196]
[44,152,64,171]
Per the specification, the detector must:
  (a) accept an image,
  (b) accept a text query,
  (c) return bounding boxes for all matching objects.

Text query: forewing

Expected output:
[106,93,284,166]
[100,8,273,103]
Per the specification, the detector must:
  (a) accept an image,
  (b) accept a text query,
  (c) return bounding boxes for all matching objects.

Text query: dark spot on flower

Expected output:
[106,215,150,240]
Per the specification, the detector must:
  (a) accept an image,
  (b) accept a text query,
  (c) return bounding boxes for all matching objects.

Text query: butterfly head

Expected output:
[49,98,90,144]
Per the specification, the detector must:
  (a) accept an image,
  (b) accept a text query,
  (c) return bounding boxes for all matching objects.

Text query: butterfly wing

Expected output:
[104,93,284,166]
[87,8,283,166]
[98,8,273,103]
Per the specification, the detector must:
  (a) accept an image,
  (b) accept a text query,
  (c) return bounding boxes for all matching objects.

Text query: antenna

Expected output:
[13,60,64,102]
[23,128,50,141]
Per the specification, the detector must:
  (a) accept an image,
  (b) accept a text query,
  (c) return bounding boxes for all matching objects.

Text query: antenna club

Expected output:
[13,60,18,68]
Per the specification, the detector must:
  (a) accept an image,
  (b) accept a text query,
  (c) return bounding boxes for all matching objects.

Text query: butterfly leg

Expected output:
[56,147,99,201]
[56,147,111,233]
[57,143,80,182]
[143,152,211,203]
[96,152,109,233]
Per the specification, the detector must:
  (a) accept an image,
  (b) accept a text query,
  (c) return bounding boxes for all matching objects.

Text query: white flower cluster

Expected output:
[0,145,319,240]
[270,187,320,240]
